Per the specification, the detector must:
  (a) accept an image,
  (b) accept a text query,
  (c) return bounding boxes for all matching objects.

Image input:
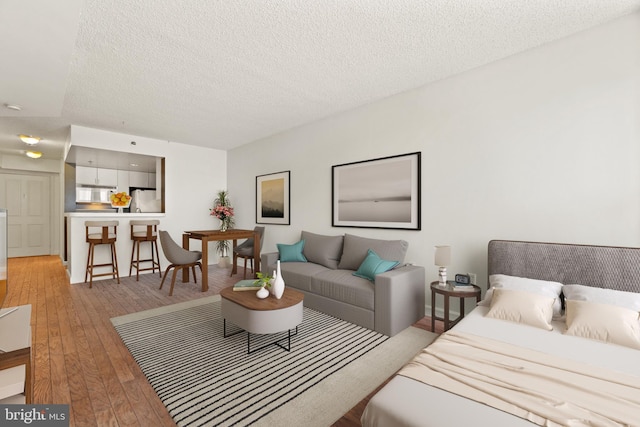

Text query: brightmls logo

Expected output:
[1,405,69,426]
[5,407,46,423]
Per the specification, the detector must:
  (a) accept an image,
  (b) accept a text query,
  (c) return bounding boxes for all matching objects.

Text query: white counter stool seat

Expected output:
[84,220,120,287]
[129,220,161,281]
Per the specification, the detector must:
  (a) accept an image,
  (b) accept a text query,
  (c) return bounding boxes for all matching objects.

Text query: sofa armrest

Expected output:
[374,264,426,336]
[260,252,279,274]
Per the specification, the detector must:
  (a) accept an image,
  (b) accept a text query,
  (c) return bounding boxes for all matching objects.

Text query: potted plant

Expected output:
[253,272,272,299]
[253,271,273,289]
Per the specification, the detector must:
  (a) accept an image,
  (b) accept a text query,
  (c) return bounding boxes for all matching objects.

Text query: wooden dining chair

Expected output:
[230,226,265,279]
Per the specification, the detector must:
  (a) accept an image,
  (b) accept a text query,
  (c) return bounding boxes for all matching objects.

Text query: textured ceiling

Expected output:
[1,0,639,161]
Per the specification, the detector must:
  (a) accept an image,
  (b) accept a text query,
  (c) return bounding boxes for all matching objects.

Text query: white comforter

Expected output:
[400,331,640,426]
[361,307,640,427]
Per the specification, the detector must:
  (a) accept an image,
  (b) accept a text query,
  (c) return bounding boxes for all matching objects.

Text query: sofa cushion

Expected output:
[277,240,308,262]
[301,231,344,270]
[353,249,399,282]
[311,270,375,310]
[274,261,329,293]
[338,234,408,271]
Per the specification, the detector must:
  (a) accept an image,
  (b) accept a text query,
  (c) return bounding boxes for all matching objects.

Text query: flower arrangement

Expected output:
[210,190,235,231]
[211,205,234,227]
[211,190,235,257]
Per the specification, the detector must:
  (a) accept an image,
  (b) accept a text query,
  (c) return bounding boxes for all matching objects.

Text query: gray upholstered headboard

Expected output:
[488,240,640,293]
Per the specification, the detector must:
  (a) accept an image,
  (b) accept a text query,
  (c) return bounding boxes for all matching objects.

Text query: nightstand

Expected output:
[430,281,481,332]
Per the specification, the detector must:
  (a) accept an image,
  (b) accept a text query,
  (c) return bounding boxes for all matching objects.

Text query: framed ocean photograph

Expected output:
[256,170,290,225]
[332,152,421,230]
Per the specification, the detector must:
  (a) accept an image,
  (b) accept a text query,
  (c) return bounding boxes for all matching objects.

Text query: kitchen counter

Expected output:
[65,212,166,284]
[65,212,164,217]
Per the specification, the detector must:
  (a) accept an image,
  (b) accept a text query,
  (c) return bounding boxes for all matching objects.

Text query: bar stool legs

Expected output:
[129,220,161,281]
[85,242,120,285]
[84,221,120,287]
[129,238,161,280]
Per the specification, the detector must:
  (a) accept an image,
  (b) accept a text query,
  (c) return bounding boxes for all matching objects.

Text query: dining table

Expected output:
[182,229,261,292]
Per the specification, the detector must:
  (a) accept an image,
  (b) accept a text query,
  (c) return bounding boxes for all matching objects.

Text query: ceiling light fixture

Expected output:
[26,151,42,159]
[18,134,41,145]
[5,104,22,111]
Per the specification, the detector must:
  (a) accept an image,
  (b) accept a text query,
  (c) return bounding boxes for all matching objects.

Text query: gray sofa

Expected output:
[261,231,425,336]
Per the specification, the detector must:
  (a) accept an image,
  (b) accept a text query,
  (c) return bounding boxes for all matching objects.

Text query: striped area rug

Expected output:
[112,296,389,426]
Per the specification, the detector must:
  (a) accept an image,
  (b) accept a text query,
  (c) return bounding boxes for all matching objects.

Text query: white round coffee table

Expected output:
[220,286,304,354]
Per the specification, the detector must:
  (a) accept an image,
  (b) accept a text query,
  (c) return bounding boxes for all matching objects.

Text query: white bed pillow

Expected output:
[480,274,563,319]
[565,300,640,350]
[562,284,640,312]
[486,288,555,331]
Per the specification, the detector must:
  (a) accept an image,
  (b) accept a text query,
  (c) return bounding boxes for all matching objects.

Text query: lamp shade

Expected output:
[434,245,451,266]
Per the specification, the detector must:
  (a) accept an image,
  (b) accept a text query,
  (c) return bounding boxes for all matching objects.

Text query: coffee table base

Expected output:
[223,319,299,354]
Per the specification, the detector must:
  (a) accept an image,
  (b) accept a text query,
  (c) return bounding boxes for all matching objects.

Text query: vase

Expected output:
[269,270,277,295]
[272,260,285,299]
[220,221,228,232]
[218,256,230,268]
[256,286,269,299]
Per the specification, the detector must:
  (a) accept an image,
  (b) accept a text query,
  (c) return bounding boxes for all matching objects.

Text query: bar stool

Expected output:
[85,221,120,287]
[129,219,161,281]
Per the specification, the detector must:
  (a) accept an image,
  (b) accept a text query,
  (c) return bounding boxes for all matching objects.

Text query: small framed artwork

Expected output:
[332,152,421,230]
[256,170,290,225]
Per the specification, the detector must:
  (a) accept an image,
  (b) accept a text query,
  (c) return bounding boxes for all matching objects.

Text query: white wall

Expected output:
[227,13,640,310]
[70,126,228,257]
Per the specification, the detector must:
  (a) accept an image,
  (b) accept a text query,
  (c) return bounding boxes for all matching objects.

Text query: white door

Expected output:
[0,174,51,257]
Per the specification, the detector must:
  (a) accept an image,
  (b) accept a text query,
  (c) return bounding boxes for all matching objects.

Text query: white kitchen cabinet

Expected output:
[76,166,117,187]
[117,170,130,192]
[129,171,147,187]
[76,166,97,185]
[129,171,155,188]
[97,168,117,186]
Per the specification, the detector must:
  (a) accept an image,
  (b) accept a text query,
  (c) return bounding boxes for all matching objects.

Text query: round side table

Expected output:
[430,281,481,332]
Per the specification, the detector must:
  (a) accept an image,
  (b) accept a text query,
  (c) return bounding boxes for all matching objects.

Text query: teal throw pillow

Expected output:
[353,249,399,282]
[277,240,308,262]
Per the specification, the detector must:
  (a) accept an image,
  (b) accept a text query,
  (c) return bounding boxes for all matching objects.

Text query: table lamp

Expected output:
[434,245,451,286]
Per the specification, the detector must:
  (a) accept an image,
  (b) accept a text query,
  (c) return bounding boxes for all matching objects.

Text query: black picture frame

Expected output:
[332,152,421,230]
[256,170,290,225]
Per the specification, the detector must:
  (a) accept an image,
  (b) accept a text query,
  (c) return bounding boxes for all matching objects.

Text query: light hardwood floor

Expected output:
[6,255,439,427]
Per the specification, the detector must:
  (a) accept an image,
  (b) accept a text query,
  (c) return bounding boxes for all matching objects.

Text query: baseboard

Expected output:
[425,304,461,319]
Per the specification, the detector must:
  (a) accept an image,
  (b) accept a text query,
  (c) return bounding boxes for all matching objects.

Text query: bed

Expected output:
[361,240,640,427]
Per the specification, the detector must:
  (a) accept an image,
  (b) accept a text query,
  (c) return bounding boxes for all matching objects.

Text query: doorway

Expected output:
[0,173,52,257]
